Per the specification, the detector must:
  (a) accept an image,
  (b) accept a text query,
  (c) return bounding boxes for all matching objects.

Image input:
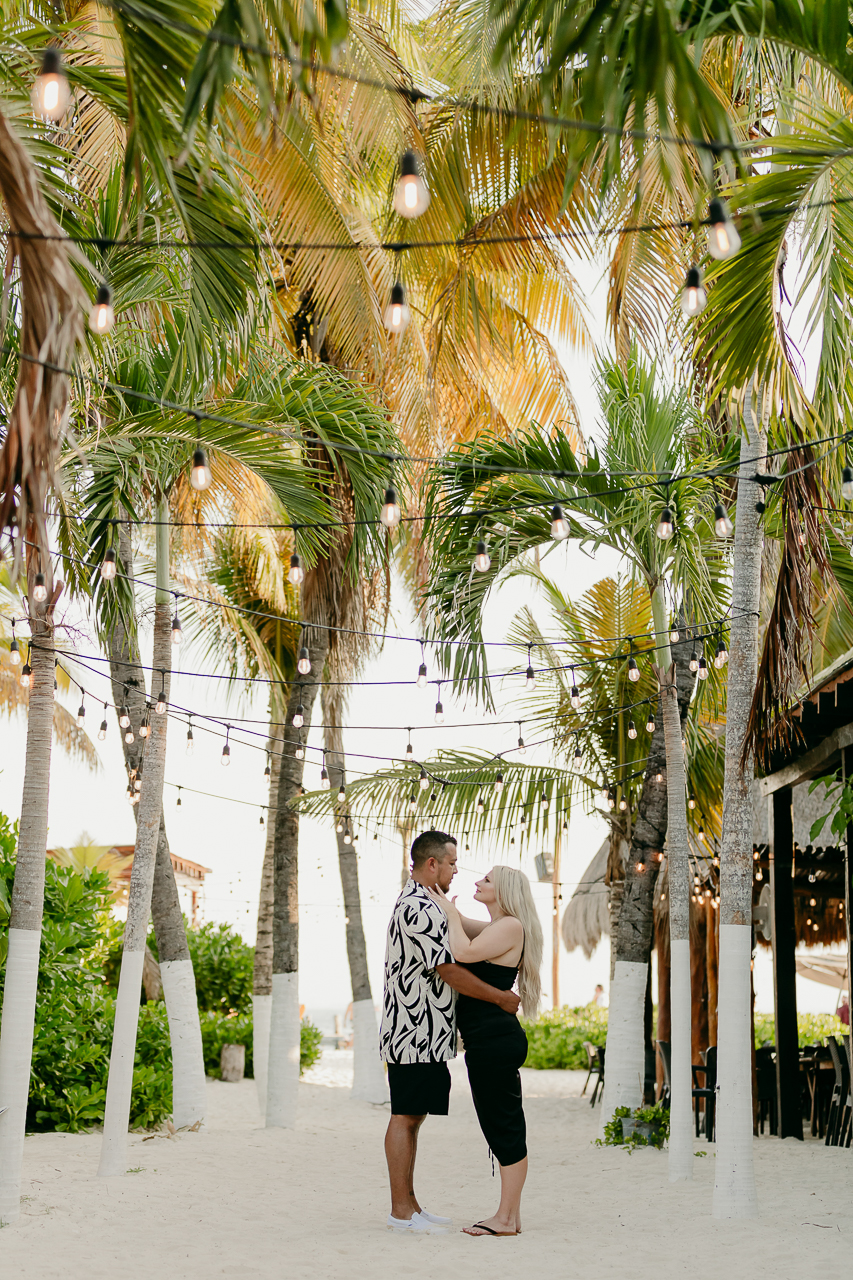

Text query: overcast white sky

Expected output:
[0,255,841,1022]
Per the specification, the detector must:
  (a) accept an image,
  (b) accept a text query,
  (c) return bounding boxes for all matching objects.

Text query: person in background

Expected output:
[592,984,606,1008]
[380,831,521,1233]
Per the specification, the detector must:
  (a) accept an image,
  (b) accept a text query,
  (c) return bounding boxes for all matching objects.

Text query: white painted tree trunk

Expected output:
[713,388,766,1220]
[597,960,647,1133]
[266,972,300,1128]
[652,587,693,1182]
[0,588,56,1224]
[351,998,388,1103]
[160,960,207,1128]
[252,992,272,1118]
[98,506,171,1176]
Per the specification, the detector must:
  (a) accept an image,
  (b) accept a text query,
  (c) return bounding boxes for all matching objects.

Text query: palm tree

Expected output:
[418,354,729,1174]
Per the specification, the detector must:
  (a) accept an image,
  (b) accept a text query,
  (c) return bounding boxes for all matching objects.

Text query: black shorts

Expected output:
[387,1061,451,1116]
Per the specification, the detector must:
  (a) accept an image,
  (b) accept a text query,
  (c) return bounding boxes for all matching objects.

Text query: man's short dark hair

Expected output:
[411,830,456,869]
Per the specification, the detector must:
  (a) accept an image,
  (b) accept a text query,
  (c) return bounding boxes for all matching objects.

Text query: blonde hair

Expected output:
[492,865,543,1018]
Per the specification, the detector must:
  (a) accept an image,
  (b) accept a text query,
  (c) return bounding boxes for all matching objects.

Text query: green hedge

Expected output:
[753,1010,847,1049]
[521,1005,608,1069]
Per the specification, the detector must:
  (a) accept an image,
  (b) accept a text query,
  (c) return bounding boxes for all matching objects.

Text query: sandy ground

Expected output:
[4,1053,851,1280]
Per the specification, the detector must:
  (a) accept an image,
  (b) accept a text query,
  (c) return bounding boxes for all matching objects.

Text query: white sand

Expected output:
[4,1055,851,1279]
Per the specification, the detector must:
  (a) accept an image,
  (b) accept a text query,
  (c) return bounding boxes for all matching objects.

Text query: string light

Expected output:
[520,812,527,828]
[124,722,135,744]
[517,722,526,755]
[627,656,640,682]
[416,643,428,688]
[32,47,70,121]
[655,772,663,782]
[343,820,353,845]
[645,706,656,733]
[8,622,20,666]
[221,726,231,766]
[714,502,734,538]
[190,447,212,491]
[474,539,491,572]
[707,197,741,260]
[177,787,182,808]
[525,645,536,691]
[494,770,504,793]
[627,719,637,740]
[434,684,444,724]
[171,605,183,644]
[636,860,645,873]
[293,695,304,729]
[32,573,48,603]
[394,151,430,218]
[264,755,271,780]
[619,797,628,812]
[714,636,729,668]
[656,506,675,540]
[550,504,569,540]
[100,547,117,580]
[572,736,582,771]
[843,466,853,501]
[320,753,330,789]
[689,649,699,673]
[88,283,115,335]
[408,790,417,813]
[336,815,344,833]
[688,796,696,809]
[20,647,31,688]
[76,695,86,729]
[186,717,194,756]
[570,670,581,710]
[295,734,305,760]
[476,795,485,814]
[139,706,151,738]
[297,645,311,675]
[419,767,429,790]
[698,654,708,680]
[337,782,346,804]
[681,265,707,316]
[541,790,550,810]
[380,484,402,530]
[155,673,167,714]
[98,703,108,740]
[405,732,413,760]
[118,690,131,729]
[259,813,264,826]
[670,625,680,643]
[288,553,304,586]
[384,281,410,333]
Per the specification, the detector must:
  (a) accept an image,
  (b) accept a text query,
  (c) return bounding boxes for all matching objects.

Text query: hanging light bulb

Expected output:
[297,646,311,676]
[394,150,430,218]
[715,637,729,668]
[520,812,527,828]
[336,815,344,833]
[20,656,31,688]
[380,484,402,529]
[320,762,330,790]
[645,707,656,734]
[288,553,304,586]
[680,265,707,317]
[525,647,536,690]
[337,782,346,804]
[517,723,526,755]
[259,813,264,827]
[494,771,504,794]
[221,728,231,766]
[264,755,271,781]
[688,796,696,810]
[473,539,491,572]
[619,797,628,812]
[32,47,70,121]
[627,719,637,740]
[689,650,699,673]
[134,766,143,793]
[843,466,853,502]
[541,791,550,810]
[419,767,429,791]
[698,655,708,680]
[100,546,117,581]
[670,626,680,643]
[8,623,20,666]
[343,823,352,846]
[139,707,151,738]
[607,790,616,811]
[124,725,134,745]
[190,447,212,491]
[698,828,705,841]
[416,644,428,688]
[186,718,194,756]
[32,573,48,603]
[656,506,674,540]
[408,790,417,813]
[655,772,664,783]
[177,788,183,808]
[706,197,741,260]
[405,734,413,760]
[170,605,182,645]
[295,735,305,760]
[570,674,581,710]
[76,696,86,729]
[98,704,108,741]
[712,501,734,539]
[292,700,305,730]
[383,282,410,333]
[550,504,569,540]
[627,656,640,682]
[434,686,444,723]
[476,795,485,814]
[119,694,131,729]
[88,282,115,335]
[155,680,167,715]
[572,739,582,771]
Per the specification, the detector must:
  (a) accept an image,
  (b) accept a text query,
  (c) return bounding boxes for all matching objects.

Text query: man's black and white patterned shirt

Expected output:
[379,879,456,1064]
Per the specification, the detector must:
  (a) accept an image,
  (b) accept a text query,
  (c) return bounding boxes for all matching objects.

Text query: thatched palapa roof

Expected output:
[561,839,610,959]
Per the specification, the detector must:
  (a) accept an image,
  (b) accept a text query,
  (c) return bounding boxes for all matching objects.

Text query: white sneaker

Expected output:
[387,1213,446,1233]
[417,1209,452,1225]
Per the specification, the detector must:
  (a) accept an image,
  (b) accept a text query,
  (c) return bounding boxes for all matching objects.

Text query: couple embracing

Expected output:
[379,830,542,1237]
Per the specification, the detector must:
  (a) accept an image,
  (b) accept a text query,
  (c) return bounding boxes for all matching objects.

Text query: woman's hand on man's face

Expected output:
[426,885,458,915]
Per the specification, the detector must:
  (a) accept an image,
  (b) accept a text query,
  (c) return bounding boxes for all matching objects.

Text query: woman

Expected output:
[428,865,542,1237]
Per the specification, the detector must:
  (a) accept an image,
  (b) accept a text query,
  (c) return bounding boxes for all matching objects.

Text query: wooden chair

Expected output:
[825,1036,851,1147]
[580,1041,601,1098]
[656,1040,671,1108]
[692,1045,717,1141]
[755,1046,777,1136]
[581,1042,605,1107]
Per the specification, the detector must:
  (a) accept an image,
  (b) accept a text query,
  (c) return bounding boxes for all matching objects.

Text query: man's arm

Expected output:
[436,963,521,1015]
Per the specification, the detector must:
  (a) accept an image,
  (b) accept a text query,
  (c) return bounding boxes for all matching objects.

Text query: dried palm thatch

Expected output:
[0,106,84,571]
[561,839,610,959]
[745,438,832,768]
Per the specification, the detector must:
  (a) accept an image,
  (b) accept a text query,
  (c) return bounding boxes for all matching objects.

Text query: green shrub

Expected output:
[521,1004,608,1069]
[300,1018,323,1073]
[754,1010,847,1048]
[597,1102,669,1150]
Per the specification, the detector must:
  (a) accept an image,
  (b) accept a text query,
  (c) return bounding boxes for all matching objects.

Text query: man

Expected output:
[380,830,521,1232]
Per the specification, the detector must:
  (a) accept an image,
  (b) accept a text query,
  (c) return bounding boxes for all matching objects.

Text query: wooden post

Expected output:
[769,787,803,1139]
[843,750,853,1081]
[707,898,719,1046]
[552,827,561,1009]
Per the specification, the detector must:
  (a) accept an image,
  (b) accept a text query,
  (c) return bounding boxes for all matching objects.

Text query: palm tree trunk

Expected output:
[109,517,206,1130]
[266,626,330,1128]
[252,725,281,1118]
[600,634,693,1129]
[0,569,58,1224]
[713,389,766,1219]
[321,694,387,1102]
[651,586,693,1181]
[98,504,172,1175]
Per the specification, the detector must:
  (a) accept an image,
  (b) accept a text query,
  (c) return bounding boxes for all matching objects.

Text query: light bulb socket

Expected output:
[41,47,62,76]
[400,150,419,179]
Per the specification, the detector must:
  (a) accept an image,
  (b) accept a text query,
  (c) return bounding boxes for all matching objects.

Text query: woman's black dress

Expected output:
[456,960,528,1167]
